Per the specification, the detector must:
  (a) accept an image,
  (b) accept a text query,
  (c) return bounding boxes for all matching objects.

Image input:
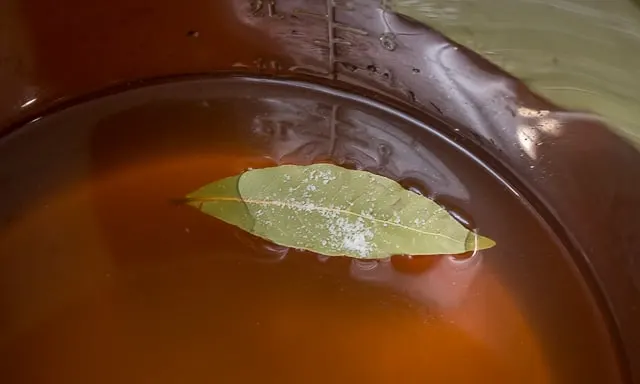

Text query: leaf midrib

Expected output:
[186,196,463,244]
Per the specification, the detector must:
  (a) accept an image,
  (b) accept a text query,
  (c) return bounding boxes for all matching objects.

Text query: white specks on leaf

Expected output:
[188,163,496,259]
[327,216,375,258]
[277,197,376,258]
[306,168,337,185]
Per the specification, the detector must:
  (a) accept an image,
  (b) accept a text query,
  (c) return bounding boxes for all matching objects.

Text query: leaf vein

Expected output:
[187,196,462,244]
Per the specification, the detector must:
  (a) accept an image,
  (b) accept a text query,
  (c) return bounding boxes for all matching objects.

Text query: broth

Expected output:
[0,77,622,383]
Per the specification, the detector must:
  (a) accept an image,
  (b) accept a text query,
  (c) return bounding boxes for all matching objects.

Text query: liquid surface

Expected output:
[0,78,622,383]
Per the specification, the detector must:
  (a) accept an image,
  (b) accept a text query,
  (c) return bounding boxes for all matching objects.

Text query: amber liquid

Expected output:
[0,77,622,383]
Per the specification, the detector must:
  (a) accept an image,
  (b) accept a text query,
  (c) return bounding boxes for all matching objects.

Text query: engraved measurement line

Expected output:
[267,0,276,16]
[292,10,367,35]
[251,0,281,18]
[288,65,331,77]
[292,3,368,79]
[292,9,325,19]
[253,3,367,79]
[335,23,367,35]
[328,104,338,156]
[334,38,352,46]
[326,0,336,79]
[313,38,352,48]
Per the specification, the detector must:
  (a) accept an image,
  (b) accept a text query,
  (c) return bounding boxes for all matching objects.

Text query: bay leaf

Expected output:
[185,164,495,259]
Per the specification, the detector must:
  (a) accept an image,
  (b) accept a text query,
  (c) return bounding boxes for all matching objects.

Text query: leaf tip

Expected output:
[480,236,497,250]
[465,233,497,252]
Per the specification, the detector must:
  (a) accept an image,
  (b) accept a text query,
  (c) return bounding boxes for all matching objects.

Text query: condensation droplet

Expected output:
[377,143,392,160]
[379,32,397,51]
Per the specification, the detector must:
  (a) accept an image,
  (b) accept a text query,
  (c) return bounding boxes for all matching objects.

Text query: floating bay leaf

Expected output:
[186,164,495,259]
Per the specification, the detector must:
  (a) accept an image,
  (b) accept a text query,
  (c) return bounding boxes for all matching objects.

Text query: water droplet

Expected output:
[377,143,392,160]
[379,32,397,51]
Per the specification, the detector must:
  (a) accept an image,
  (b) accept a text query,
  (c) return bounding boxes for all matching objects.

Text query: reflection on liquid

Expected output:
[251,95,470,201]
[238,89,552,378]
[20,97,37,109]
[0,77,622,383]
